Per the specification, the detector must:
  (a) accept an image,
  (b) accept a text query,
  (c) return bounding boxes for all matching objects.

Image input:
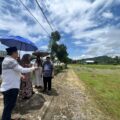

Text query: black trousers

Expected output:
[43,77,52,91]
[2,89,19,120]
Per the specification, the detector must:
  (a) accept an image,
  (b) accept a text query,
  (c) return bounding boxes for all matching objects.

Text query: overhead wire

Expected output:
[18,0,50,36]
[35,0,54,31]
[40,0,58,31]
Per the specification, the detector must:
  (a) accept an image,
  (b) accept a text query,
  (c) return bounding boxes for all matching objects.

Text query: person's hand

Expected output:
[21,75,26,81]
[32,66,38,71]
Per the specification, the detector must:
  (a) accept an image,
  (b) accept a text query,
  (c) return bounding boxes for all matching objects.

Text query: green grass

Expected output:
[71,64,120,120]
[72,64,120,69]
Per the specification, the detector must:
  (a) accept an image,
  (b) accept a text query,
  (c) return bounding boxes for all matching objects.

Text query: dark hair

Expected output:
[7,52,13,55]
[46,57,50,59]
[6,47,17,55]
[21,54,31,65]
[36,56,42,67]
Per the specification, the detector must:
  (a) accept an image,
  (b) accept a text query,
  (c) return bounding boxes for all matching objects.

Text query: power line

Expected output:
[35,0,54,31]
[18,0,50,36]
[41,0,58,31]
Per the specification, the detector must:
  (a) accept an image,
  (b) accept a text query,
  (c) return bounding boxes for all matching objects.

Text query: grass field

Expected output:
[71,64,120,120]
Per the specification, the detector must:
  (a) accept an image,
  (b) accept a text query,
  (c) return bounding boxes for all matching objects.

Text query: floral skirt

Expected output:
[19,79,33,100]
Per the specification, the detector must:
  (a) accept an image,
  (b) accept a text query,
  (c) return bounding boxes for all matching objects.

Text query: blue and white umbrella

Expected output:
[0,36,38,51]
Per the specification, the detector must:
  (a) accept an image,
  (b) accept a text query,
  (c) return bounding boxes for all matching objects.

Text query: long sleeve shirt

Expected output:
[0,56,34,92]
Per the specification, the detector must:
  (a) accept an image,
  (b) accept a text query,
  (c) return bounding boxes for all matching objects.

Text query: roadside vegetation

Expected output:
[71,64,120,120]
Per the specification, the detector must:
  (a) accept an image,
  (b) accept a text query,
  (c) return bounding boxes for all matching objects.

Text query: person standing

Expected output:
[19,54,34,100]
[34,56,43,89]
[43,57,54,94]
[0,47,36,120]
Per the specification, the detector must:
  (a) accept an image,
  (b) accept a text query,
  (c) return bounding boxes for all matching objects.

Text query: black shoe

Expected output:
[47,90,52,95]
[32,91,35,94]
[41,89,47,93]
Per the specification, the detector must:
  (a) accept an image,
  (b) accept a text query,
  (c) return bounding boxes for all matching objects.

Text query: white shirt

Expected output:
[0,56,34,92]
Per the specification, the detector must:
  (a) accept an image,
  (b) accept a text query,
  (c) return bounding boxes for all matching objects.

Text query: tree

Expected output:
[49,31,61,61]
[49,31,69,67]
[56,44,69,67]
[114,56,120,65]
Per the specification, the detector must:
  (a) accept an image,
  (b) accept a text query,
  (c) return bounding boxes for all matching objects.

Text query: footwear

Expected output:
[35,86,38,89]
[32,91,35,94]
[41,89,47,93]
[47,90,52,95]
[38,86,43,89]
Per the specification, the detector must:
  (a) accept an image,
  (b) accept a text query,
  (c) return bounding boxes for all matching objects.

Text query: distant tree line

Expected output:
[71,56,120,65]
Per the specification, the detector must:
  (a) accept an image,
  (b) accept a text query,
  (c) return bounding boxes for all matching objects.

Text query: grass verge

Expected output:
[71,64,120,120]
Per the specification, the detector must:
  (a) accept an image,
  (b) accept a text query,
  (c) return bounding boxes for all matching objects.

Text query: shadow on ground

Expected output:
[51,88,59,96]
[14,94,45,115]
[38,88,59,96]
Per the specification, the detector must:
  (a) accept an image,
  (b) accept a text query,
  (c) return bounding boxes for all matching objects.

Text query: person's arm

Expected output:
[14,64,35,73]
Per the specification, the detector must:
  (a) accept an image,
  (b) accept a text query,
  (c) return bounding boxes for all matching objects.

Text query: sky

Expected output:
[0,0,120,59]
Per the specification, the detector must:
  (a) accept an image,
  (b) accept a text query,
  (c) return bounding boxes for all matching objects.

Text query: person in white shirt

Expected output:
[0,47,37,120]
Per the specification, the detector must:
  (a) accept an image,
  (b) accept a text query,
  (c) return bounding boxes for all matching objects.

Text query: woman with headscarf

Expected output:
[34,56,43,89]
[19,54,34,100]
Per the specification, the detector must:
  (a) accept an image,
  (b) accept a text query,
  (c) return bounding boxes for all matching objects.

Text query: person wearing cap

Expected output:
[0,47,37,120]
[42,57,54,95]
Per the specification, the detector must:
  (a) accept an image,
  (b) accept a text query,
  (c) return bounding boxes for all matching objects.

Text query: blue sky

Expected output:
[0,0,120,59]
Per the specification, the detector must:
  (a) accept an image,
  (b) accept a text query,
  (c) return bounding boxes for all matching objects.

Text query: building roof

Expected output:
[85,60,95,63]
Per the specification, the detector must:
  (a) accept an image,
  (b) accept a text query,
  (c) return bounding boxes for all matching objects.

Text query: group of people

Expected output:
[0,47,54,120]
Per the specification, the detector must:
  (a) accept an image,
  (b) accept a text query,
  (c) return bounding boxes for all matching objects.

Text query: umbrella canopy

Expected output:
[33,50,50,57]
[0,36,38,51]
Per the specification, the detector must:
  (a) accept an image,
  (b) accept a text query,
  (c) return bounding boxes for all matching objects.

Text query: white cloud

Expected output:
[102,11,114,19]
[39,45,48,50]
[73,41,82,45]
[76,26,120,59]
[0,0,120,59]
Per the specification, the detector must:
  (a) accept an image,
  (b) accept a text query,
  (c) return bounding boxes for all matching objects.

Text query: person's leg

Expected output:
[48,77,52,91]
[2,89,19,120]
[43,77,47,91]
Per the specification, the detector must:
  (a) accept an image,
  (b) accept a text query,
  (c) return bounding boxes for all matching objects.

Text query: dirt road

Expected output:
[43,69,111,120]
[0,69,112,120]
